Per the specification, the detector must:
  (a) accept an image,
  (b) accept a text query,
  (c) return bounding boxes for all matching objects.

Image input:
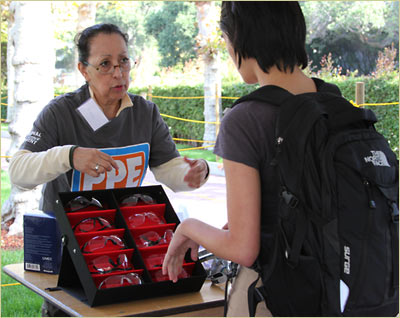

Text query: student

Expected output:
[162,2,341,316]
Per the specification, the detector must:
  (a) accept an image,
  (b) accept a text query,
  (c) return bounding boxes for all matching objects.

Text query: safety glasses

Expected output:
[119,194,156,207]
[98,272,142,289]
[91,253,132,274]
[82,235,126,254]
[73,217,113,233]
[153,268,189,282]
[137,229,173,248]
[145,253,166,268]
[128,212,164,228]
[65,196,103,212]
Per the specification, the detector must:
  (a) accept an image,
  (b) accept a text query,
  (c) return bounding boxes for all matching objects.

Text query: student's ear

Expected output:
[78,62,90,82]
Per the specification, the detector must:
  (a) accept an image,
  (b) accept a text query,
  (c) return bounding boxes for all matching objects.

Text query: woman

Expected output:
[10,23,209,213]
[162,2,341,316]
[9,23,209,316]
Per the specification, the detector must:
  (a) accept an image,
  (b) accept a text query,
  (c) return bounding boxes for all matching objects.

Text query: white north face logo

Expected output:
[364,150,390,167]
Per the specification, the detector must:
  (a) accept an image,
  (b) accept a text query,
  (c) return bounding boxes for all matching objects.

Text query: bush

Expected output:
[2,75,397,154]
[130,75,398,154]
[1,89,7,121]
[329,73,399,155]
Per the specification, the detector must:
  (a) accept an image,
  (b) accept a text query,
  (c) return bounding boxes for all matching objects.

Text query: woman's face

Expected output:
[79,32,130,105]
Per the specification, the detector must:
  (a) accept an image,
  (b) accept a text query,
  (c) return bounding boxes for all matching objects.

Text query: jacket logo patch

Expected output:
[71,143,149,192]
[364,150,390,167]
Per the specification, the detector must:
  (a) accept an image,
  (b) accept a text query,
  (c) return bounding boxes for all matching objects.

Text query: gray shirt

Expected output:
[214,79,341,232]
[21,84,179,212]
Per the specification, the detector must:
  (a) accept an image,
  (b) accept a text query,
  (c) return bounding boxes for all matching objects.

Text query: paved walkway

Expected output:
[1,131,228,229]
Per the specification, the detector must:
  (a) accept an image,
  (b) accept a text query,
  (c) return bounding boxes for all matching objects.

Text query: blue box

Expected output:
[23,211,62,274]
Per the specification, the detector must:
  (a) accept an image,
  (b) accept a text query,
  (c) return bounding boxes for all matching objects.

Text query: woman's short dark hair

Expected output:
[75,23,129,63]
[220,1,308,73]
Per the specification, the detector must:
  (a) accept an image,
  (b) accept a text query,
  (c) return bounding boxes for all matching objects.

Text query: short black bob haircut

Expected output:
[75,23,129,64]
[220,1,308,73]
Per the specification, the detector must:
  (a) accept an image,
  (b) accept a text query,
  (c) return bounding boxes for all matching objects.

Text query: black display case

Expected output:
[53,185,206,307]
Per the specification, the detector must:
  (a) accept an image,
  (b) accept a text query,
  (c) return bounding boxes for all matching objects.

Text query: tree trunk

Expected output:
[195,2,222,149]
[2,1,55,236]
[6,6,15,123]
[73,2,97,89]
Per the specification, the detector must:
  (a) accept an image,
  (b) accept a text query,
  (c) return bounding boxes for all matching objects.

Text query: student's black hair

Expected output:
[220,1,308,73]
[75,23,129,63]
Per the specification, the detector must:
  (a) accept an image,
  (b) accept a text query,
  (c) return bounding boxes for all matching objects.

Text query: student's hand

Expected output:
[162,224,199,283]
[183,157,209,188]
[72,147,119,177]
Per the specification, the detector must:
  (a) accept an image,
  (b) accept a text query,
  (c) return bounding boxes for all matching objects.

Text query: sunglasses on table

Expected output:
[91,253,132,274]
[82,235,126,254]
[98,272,142,289]
[65,196,103,212]
[137,229,173,248]
[128,212,164,228]
[73,217,113,233]
[119,194,156,207]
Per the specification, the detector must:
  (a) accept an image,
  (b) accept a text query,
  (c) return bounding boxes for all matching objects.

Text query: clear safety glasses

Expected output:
[91,253,132,274]
[65,196,103,212]
[73,217,113,233]
[98,272,142,289]
[82,235,126,254]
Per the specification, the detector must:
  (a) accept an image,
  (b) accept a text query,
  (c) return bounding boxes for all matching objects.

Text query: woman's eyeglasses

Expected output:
[98,272,142,289]
[91,253,132,274]
[84,57,132,75]
[82,235,126,254]
[73,217,113,233]
[119,194,156,207]
[128,212,164,228]
[65,196,103,212]
[137,229,173,248]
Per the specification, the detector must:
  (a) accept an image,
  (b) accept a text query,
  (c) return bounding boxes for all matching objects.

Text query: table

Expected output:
[3,263,225,317]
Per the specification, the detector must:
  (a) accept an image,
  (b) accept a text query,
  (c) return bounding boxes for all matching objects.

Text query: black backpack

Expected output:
[232,81,399,316]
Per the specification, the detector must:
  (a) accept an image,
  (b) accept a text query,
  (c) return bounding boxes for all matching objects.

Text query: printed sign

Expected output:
[71,144,149,192]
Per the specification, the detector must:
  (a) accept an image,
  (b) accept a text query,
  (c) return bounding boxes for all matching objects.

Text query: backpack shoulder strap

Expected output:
[231,85,293,108]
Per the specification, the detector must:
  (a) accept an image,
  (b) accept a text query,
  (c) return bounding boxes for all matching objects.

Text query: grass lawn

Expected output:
[1,169,11,207]
[1,250,43,317]
[176,143,221,162]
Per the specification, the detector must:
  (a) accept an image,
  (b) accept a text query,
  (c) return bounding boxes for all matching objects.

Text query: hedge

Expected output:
[130,75,399,154]
[2,75,398,154]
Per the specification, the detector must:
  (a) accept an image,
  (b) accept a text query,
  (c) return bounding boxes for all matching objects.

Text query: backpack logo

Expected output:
[344,246,350,275]
[364,151,390,167]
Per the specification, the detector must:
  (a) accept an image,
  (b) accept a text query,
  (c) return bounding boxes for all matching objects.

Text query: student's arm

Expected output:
[162,158,261,282]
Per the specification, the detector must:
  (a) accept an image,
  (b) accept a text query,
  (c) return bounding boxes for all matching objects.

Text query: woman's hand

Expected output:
[183,157,209,188]
[72,147,119,177]
[162,224,199,283]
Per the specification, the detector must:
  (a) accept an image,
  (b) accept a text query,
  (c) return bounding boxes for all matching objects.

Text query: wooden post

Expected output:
[148,85,152,102]
[355,82,365,106]
[215,83,220,136]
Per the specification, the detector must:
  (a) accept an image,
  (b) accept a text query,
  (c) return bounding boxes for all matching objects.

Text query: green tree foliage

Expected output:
[145,2,198,68]
[301,1,399,74]
[96,2,158,60]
